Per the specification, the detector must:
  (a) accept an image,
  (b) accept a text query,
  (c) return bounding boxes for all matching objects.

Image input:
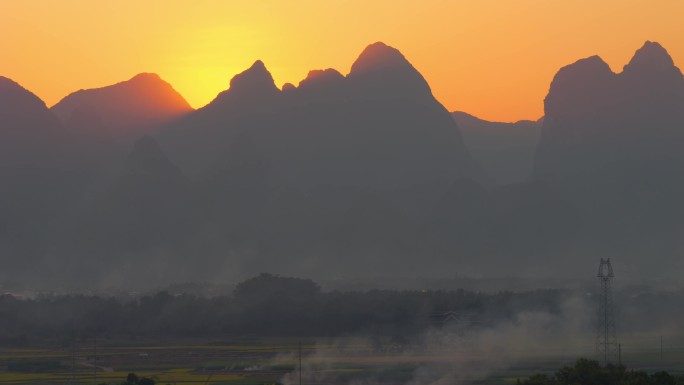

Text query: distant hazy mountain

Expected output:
[0,77,87,281]
[422,177,496,272]
[3,40,684,287]
[153,42,490,277]
[52,73,192,141]
[452,111,542,185]
[66,136,199,285]
[159,42,488,216]
[536,41,684,176]
[532,41,684,276]
[0,76,64,165]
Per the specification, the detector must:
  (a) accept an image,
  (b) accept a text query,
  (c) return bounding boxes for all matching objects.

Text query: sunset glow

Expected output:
[2,0,684,122]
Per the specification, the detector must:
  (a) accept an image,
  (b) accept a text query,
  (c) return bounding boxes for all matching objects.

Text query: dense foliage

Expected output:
[0,274,564,344]
[112,372,158,385]
[518,359,684,385]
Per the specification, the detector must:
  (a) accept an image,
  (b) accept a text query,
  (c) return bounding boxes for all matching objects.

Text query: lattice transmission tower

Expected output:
[596,258,618,365]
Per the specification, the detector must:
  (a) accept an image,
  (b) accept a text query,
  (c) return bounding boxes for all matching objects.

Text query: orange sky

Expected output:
[1,0,683,122]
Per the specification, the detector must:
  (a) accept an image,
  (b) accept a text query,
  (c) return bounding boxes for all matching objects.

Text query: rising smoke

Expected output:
[279,295,593,385]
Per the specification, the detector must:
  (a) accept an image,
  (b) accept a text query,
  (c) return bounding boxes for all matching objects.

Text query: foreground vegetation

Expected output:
[518,359,684,385]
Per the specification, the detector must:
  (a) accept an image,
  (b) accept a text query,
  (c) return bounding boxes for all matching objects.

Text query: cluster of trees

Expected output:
[518,359,684,385]
[109,372,158,385]
[0,274,565,344]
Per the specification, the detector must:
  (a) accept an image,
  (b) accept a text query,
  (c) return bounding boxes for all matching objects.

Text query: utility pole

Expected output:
[298,341,302,385]
[69,335,76,385]
[72,336,76,384]
[618,344,622,366]
[660,336,663,363]
[93,335,97,384]
[596,258,618,365]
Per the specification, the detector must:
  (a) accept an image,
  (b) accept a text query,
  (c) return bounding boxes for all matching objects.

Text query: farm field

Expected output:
[1,333,684,385]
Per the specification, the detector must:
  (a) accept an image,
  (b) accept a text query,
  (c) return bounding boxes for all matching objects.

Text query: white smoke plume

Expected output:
[279,294,594,385]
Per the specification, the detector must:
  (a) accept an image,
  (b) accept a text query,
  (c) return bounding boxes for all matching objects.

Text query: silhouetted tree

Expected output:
[517,359,684,385]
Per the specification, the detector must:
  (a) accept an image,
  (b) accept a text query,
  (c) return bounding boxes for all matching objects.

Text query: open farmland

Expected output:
[1,333,684,385]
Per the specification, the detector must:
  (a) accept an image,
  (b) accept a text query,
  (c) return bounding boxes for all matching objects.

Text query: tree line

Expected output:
[518,359,684,385]
[0,274,565,344]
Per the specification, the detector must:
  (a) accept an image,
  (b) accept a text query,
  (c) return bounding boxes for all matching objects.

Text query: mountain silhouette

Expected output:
[295,69,347,102]
[346,42,434,101]
[152,42,490,275]
[52,73,192,141]
[4,40,684,286]
[622,41,682,82]
[0,77,88,283]
[299,68,346,89]
[159,42,488,213]
[0,76,64,165]
[422,177,496,272]
[210,60,281,108]
[121,135,186,179]
[533,41,684,276]
[66,136,197,285]
[157,62,284,177]
[0,76,59,128]
[317,194,423,274]
[453,111,542,185]
[536,41,684,176]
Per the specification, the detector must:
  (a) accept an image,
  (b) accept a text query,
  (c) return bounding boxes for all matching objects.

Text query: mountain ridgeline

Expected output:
[0,41,681,288]
[452,111,542,186]
[51,73,192,141]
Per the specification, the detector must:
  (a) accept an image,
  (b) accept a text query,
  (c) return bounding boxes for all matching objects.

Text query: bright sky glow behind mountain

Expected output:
[2,0,683,121]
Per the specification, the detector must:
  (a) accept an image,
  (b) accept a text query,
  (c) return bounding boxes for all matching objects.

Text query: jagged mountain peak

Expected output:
[536,40,684,178]
[347,42,433,100]
[0,76,51,115]
[51,72,192,139]
[129,72,163,83]
[549,55,613,88]
[544,55,615,117]
[623,40,680,76]
[349,42,413,75]
[228,60,279,95]
[209,60,280,107]
[55,72,190,107]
